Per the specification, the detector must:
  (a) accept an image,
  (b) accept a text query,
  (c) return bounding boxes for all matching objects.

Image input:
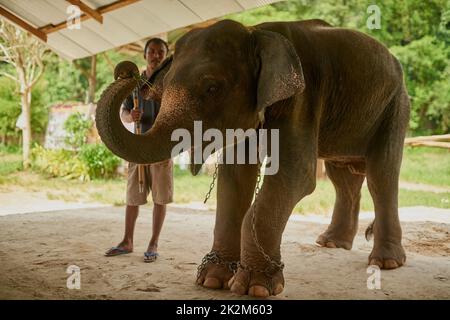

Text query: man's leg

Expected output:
[120,205,140,250]
[147,203,166,253]
[105,162,149,256]
[146,159,173,255]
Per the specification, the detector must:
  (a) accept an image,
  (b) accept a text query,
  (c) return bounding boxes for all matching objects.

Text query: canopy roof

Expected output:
[0,0,281,60]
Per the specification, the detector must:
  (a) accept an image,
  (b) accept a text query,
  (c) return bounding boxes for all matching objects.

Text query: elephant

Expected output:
[96,19,410,297]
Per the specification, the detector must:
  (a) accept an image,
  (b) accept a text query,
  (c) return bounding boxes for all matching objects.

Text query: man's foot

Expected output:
[144,244,158,263]
[104,241,133,257]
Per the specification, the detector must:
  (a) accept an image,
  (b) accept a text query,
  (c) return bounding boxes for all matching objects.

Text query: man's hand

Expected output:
[131,109,142,122]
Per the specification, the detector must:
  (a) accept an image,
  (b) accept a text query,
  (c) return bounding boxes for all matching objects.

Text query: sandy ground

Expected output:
[0,204,449,300]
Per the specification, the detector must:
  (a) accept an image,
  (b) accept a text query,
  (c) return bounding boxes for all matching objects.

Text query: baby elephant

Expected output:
[96,19,409,297]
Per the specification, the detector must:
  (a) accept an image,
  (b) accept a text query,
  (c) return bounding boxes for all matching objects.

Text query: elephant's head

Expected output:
[96,19,304,175]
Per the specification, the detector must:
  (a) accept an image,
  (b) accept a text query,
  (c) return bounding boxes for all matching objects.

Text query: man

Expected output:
[105,38,173,263]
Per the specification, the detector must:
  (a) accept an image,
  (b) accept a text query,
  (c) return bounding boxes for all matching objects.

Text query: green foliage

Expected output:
[30,145,89,180]
[78,143,121,179]
[0,143,21,154]
[0,76,49,142]
[30,81,49,136]
[0,77,21,141]
[0,144,22,175]
[63,112,92,149]
[391,37,450,134]
[30,143,121,180]
[40,53,86,105]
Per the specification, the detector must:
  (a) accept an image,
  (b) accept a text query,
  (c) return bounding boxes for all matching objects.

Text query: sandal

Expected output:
[144,251,159,263]
[104,246,132,257]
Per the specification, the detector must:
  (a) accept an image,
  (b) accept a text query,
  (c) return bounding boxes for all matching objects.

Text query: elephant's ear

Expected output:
[140,55,173,100]
[252,30,305,113]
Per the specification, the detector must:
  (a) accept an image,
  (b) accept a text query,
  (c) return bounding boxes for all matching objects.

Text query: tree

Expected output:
[73,55,97,104]
[0,19,48,165]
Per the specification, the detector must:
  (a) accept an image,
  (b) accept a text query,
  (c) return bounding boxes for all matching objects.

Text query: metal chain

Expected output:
[203,151,221,204]
[196,250,239,281]
[247,163,285,277]
[200,127,283,279]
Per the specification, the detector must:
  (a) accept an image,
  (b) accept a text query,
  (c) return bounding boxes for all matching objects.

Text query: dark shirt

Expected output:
[123,72,160,133]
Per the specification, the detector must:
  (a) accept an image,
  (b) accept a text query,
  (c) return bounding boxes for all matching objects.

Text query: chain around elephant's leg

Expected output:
[229,168,316,297]
[197,142,259,290]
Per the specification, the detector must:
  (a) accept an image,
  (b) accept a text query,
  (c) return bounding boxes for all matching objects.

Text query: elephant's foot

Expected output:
[228,265,284,297]
[368,241,406,269]
[315,227,356,250]
[196,250,238,290]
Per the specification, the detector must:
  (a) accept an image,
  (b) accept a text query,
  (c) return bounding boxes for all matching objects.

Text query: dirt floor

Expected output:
[0,205,449,300]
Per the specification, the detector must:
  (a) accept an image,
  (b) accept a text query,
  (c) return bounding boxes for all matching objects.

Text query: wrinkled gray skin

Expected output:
[96,19,410,297]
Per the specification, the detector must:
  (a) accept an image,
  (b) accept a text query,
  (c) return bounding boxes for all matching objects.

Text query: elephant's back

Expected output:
[257,20,405,156]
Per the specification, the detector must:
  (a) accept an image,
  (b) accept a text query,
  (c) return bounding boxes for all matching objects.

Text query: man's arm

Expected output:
[121,94,142,123]
[120,105,134,123]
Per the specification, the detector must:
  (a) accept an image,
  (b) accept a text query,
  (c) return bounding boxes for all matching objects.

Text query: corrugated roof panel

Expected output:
[83,0,116,8]
[181,0,243,20]
[237,0,280,9]
[106,2,165,38]
[47,32,92,60]
[139,0,201,30]
[84,13,142,46]
[57,27,111,55]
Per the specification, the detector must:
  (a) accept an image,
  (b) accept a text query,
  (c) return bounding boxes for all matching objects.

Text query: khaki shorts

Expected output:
[126,159,174,206]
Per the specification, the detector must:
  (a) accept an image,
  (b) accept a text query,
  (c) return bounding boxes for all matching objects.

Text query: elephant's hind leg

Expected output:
[316,161,365,250]
[366,89,409,269]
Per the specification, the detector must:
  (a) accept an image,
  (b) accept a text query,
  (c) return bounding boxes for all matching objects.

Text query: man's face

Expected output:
[145,42,167,70]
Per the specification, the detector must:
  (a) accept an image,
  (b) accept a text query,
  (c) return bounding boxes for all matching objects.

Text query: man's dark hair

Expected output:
[144,38,169,57]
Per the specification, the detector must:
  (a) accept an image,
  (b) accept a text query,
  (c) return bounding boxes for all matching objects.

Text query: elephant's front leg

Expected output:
[197,148,258,289]
[228,162,316,297]
[228,116,317,297]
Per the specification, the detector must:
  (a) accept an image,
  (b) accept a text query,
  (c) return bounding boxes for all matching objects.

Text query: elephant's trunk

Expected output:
[95,77,180,164]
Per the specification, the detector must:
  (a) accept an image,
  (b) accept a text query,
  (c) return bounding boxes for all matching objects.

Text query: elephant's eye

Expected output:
[207,85,218,94]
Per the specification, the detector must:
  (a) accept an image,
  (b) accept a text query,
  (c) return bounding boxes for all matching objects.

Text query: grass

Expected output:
[0,144,449,214]
[293,181,449,214]
[0,146,22,176]
[400,146,450,187]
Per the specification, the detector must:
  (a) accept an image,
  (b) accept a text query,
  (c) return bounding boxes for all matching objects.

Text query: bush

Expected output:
[64,112,93,149]
[0,143,21,155]
[78,143,121,179]
[31,143,121,180]
[30,145,89,180]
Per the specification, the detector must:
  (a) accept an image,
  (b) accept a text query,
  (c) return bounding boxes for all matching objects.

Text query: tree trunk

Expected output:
[17,66,32,167]
[20,88,32,167]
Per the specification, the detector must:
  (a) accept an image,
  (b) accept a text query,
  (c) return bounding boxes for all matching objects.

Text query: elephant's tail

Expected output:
[365,220,374,241]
